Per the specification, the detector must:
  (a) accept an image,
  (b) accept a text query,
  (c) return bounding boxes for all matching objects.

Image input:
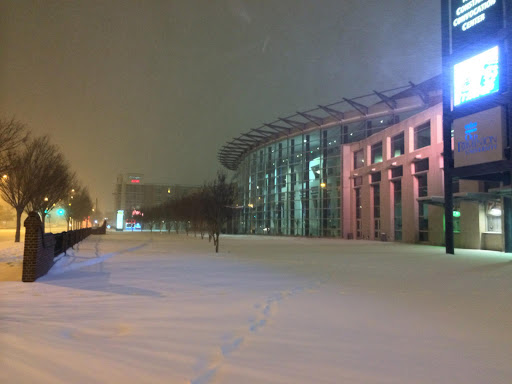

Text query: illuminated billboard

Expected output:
[116,210,124,230]
[453,46,499,107]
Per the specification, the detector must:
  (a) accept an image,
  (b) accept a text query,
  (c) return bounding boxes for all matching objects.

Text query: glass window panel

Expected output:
[486,202,502,232]
[391,166,403,178]
[414,121,431,149]
[414,158,429,173]
[371,142,383,164]
[354,150,364,169]
[417,174,428,197]
[391,132,405,157]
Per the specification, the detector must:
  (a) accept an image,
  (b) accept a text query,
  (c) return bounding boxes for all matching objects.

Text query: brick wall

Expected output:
[22,212,98,282]
[91,220,107,235]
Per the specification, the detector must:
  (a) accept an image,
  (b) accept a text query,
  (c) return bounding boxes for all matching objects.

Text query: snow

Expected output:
[0,235,24,282]
[1,232,511,383]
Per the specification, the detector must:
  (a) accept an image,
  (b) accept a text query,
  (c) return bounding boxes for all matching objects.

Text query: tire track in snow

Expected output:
[190,283,318,384]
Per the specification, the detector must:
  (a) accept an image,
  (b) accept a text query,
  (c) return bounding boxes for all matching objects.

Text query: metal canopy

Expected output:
[252,127,277,137]
[279,117,306,130]
[373,90,397,110]
[318,105,344,120]
[233,137,259,145]
[264,123,291,134]
[418,192,502,206]
[296,111,323,126]
[227,141,252,149]
[244,133,268,139]
[217,78,438,171]
[408,81,429,104]
[343,98,368,116]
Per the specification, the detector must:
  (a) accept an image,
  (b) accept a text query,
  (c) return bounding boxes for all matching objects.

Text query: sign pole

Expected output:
[441,0,455,254]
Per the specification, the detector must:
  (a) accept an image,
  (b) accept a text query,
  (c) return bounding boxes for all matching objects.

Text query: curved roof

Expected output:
[218,75,442,171]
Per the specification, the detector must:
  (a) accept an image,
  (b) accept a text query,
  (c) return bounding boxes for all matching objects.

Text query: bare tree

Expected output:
[138,205,159,232]
[25,137,75,232]
[0,136,58,241]
[161,200,175,234]
[61,183,92,229]
[68,186,93,229]
[0,117,28,174]
[203,172,236,253]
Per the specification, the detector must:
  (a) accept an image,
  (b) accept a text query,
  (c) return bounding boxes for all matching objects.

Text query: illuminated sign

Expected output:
[453,46,499,107]
[128,175,142,184]
[453,106,504,167]
[451,0,503,51]
[116,210,124,230]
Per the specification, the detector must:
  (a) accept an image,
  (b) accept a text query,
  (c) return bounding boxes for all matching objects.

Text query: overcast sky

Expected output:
[0,0,441,213]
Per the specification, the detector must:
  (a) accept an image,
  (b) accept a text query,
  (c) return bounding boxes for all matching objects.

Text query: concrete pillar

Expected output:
[503,196,512,253]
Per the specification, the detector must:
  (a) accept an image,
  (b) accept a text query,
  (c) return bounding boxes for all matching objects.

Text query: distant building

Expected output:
[113,173,200,229]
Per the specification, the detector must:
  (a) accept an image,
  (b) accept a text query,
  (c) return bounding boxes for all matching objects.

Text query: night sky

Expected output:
[0,0,441,213]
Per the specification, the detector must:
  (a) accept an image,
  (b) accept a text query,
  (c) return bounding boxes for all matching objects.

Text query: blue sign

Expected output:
[453,106,504,167]
[457,121,497,155]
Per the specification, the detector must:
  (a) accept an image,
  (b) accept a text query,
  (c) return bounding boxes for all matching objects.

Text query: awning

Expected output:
[417,192,502,206]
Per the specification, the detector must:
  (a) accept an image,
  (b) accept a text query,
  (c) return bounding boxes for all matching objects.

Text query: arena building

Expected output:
[219,75,510,251]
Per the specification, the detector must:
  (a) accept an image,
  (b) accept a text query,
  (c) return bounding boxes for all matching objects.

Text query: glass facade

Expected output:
[236,126,343,236]
[417,174,429,241]
[372,183,381,239]
[392,179,402,241]
[232,105,429,238]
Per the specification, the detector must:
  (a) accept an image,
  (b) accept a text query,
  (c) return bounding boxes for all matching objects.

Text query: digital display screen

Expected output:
[453,46,499,107]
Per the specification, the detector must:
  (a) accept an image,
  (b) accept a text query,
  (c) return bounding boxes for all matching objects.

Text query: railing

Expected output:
[22,212,107,282]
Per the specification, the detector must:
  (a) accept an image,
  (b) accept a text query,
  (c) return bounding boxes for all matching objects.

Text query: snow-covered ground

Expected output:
[0,231,25,282]
[1,232,511,384]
